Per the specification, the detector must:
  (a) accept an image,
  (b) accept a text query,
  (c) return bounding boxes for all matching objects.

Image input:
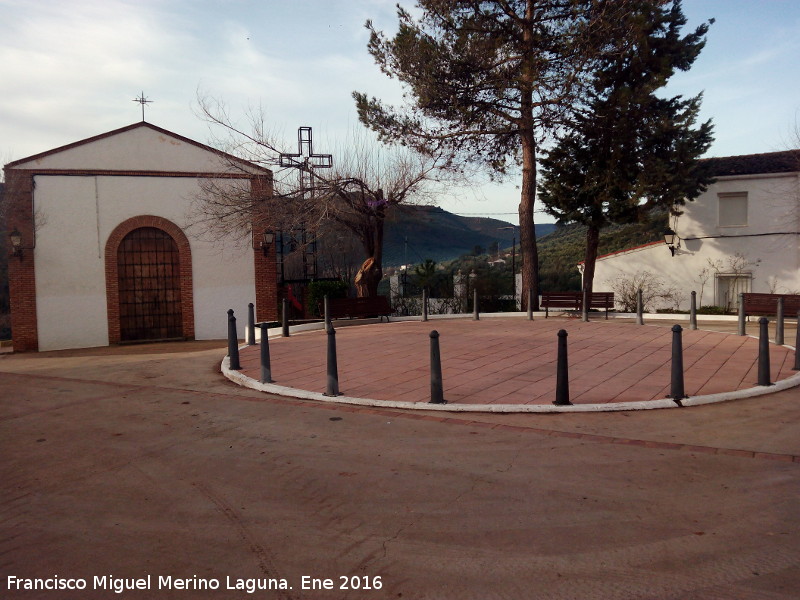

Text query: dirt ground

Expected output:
[1,322,798,599]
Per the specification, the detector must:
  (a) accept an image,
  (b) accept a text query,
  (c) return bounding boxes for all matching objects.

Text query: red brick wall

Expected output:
[252,174,278,322]
[105,216,195,344]
[5,171,38,352]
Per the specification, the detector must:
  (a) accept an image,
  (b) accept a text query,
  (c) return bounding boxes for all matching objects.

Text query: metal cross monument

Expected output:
[275,127,333,286]
[279,126,332,198]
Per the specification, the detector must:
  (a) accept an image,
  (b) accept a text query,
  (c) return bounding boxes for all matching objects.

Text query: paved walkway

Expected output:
[1,340,799,599]
[233,318,798,408]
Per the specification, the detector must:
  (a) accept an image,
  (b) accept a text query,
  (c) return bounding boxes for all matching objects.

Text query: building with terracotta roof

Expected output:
[590,150,800,311]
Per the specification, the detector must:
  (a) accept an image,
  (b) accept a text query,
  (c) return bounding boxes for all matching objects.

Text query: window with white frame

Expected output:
[718,192,748,227]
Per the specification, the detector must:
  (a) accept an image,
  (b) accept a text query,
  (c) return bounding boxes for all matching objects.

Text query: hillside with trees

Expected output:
[386,209,668,304]
[537,211,669,292]
[382,205,555,266]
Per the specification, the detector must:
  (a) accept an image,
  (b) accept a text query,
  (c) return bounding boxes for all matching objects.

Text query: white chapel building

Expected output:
[5,122,278,352]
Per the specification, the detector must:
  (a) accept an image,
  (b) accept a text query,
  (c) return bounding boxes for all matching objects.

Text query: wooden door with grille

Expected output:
[117,227,183,342]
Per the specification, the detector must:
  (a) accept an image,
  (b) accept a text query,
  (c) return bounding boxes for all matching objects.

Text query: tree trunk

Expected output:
[518,0,540,311]
[353,203,385,297]
[354,257,381,297]
[518,128,540,311]
[582,223,600,295]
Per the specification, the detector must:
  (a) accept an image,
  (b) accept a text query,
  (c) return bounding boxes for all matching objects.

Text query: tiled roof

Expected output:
[579,240,663,264]
[703,149,800,177]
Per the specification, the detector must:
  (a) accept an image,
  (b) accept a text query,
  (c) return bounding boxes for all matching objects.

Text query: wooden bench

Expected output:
[541,291,614,319]
[319,296,393,322]
[742,293,800,317]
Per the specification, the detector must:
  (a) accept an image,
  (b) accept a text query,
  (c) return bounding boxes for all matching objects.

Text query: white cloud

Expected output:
[0,0,200,155]
[3,0,794,222]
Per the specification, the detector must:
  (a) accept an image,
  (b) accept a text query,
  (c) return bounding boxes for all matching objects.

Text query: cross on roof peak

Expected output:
[132,91,153,121]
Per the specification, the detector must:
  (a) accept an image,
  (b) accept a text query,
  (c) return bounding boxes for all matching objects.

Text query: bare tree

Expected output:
[696,266,712,306]
[607,270,676,312]
[191,94,455,296]
[315,222,363,286]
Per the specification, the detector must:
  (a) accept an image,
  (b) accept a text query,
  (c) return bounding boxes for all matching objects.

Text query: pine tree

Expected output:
[354,0,633,309]
[537,0,714,294]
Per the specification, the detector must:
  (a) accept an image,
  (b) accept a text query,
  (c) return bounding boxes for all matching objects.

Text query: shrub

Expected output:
[392,295,421,317]
[607,270,678,312]
[697,305,730,315]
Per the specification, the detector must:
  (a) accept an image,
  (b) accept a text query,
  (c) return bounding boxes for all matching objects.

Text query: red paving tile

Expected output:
[235,318,798,406]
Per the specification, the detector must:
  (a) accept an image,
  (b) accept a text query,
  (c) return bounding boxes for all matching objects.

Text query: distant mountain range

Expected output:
[383,204,557,266]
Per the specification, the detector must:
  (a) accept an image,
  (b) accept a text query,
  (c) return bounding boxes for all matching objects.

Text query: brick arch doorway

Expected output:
[105,216,195,344]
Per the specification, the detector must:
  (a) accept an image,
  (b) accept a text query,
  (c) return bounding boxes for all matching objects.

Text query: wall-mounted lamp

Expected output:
[260,231,275,255]
[9,227,23,258]
[663,228,679,256]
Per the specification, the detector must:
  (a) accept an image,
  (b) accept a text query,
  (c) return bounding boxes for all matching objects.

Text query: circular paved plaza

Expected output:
[229,318,799,411]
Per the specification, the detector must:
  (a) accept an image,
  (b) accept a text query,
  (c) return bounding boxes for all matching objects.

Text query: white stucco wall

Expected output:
[33,177,109,350]
[33,174,257,351]
[593,172,800,311]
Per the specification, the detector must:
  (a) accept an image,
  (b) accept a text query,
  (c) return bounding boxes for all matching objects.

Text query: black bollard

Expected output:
[282,299,289,337]
[247,302,256,345]
[225,310,231,357]
[473,290,479,321]
[324,326,340,396]
[553,329,572,406]
[422,288,428,322]
[227,309,241,370]
[776,297,784,346]
[527,288,533,321]
[259,322,274,383]
[668,324,686,405]
[757,317,772,386]
[429,330,445,404]
[689,291,697,330]
[636,289,644,325]
[794,310,800,371]
[581,289,589,322]
[324,295,331,332]
[737,293,746,336]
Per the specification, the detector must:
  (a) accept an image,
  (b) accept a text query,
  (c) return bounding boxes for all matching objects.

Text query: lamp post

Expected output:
[498,226,517,305]
[260,231,275,255]
[468,269,477,314]
[9,228,22,257]
[664,228,678,256]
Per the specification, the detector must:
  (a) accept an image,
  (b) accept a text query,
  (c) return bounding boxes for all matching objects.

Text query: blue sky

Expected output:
[1,0,798,224]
